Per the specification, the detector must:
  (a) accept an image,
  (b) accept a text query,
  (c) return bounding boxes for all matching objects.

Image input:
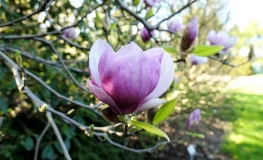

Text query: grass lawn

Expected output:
[222,78,263,160]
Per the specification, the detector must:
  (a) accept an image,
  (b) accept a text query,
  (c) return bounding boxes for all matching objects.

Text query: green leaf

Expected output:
[54,141,63,154]
[186,131,205,138]
[24,136,34,151]
[193,45,223,56]
[62,124,71,138]
[162,46,178,54]
[0,97,8,113]
[130,120,170,142]
[41,145,55,159]
[64,138,71,151]
[1,0,8,9]
[145,8,153,19]
[95,11,102,24]
[152,99,177,124]
[133,0,140,6]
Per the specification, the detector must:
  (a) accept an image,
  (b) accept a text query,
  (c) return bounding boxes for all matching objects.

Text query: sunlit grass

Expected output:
[222,77,263,160]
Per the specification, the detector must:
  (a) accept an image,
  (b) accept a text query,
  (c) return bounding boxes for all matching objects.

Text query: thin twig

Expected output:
[34,37,86,91]
[208,55,250,67]
[0,0,50,27]
[34,122,51,160]
[116,0,198,30]
[0,46,88,74]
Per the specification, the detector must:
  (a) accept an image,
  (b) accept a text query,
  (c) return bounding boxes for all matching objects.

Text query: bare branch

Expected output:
[116,0,198,30]
[0,46,88,74]
[0,0,50,27]
[208,55,250,67]
[34,122,51,160]
[33,37,87,91]
[46,111,72,160]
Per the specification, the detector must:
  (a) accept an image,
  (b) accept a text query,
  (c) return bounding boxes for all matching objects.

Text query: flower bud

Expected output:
[180,17,198,52]
[167,20,183,33]
[188,54,208,65]
[102,12,111,31]
[140,27,155,42]
[144,0,161,7]
[63,27,79,39]
[187,109,201,130]
[248,45,254,60]
[207,30,238,54]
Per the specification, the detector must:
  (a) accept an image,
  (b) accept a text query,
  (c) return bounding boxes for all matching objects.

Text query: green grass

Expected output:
[222,89,263,160]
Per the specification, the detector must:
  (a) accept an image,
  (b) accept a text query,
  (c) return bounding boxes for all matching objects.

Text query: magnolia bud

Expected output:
[248,45,254,60]
[187,109,201,130]
[180,17,198,52]
[102,12,111,31]
[63,27,79,39]
[144,0,161,7]
[140,27,155,42]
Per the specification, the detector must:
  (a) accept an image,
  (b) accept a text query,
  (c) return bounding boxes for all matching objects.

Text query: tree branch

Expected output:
[34,122,50,160]
[0,0,50,27]
[33,37,87,91]
[0,46,88,74]
[46,111,72,160]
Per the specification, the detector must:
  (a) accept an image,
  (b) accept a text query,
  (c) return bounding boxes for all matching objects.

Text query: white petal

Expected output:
[136,98,166,113]
[89,39,112,87]
[141,51,174,103]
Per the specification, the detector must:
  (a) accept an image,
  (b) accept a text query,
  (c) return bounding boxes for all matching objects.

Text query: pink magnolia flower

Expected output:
[167,20,184,33]
[63,27,79,39]
[187,109,201,130]
[140,27,155,43]
[189,54,208,65]
[207,30,238,54]
[180,17,198,51]
[144,0,162,7]
[87,39,174,115]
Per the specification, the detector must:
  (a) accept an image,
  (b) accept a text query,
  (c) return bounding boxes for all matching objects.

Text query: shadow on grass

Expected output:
[222,92,263,160]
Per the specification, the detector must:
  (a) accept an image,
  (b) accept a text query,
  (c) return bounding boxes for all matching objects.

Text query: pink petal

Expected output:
[100,51,161,115]
[207,30,217,45]
[224,36,238,51]
[89,39,112,87]
[116,42,142,56]
[140,51,174,103]
[189,54,208,65]
[144,48,164,63]
[135,98,166,113]
[98,49,120,76]
[87,80,122,115]
[217,31,229,45]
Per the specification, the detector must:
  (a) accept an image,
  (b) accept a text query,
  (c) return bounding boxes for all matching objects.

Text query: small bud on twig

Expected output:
[39,104,48,112]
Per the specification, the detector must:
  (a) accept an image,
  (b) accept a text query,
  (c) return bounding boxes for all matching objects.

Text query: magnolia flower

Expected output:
[63,27,79,39]
[140,27,155,42]
[180,17,198,51]
[87,39,174,115]
[207,30,238,54]
[144,0,162,7]
[167,20,184,33]
[187,109,201,130]
[189,54,208,65]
